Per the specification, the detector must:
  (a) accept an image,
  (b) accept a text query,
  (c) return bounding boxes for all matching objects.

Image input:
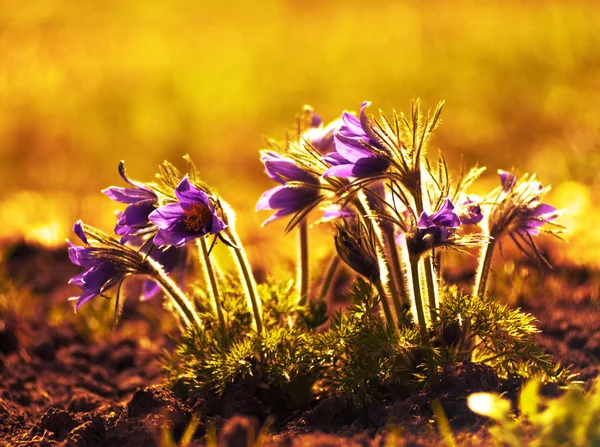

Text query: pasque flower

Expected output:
[302,113,343,155]
[491,170,560,237]
[68,222,125,310]
[256,151,322,225]
[417,199,461,243]
[334,226,380,281]
[456,196,484,225]
[103,162,158,242]
[406,199,462,256]
[149,176,227,247]
[323,102,391,178]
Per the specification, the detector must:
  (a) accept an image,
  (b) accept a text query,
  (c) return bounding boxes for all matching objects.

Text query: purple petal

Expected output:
[210,214,227,234]
[323,163,359,178]
[118,199,157,227]
[153,224,195,247]
[323,152,348,167]
[311,112,322,128]
[73,221,87,244]
[175,176,211,205]
[339,111,365,137]
[261,151,317,184]
[359,101,372,134]
[149,203,185,229]
[334,134,375,163]
[529,203,557,218]
[417,212,432,229]
[118,160,147,189]
[258,185,318,211]
[349,157,390,178]
[498,170,516,192]
[103,186,157,204]
[256,186,285,211]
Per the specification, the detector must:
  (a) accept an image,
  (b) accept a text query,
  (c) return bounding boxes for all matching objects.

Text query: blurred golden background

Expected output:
[1,0,599,272]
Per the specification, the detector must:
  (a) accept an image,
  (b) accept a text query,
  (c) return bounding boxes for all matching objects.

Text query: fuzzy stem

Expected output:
[146,257,203,332]
[225,227,264,334]
[297,218,310,305]
[409,256,428,338]
[412,181,438,324]
[374,279,396,329]
[197,238,227,341]
[474,238,497,299]
[355,194,399,325]
[319,253,341,301]
[382,226,409,318]
[423,257,438,323]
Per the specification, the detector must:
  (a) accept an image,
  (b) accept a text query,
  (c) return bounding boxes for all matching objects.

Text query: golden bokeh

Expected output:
[1,0,599,270]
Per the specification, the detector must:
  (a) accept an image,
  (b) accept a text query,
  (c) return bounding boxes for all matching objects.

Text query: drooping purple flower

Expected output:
[323,102,391,179]
[456,196,484,225]
[68,221,123,310]
[417,199,462,243]
[260,151,317,185]
[493,170,560,237]
[103,162,158,242]
[256,151,322,225]
[256,185,322,226]
[149,176,227,247]
[517,203,558,236]
[302,114,343,155]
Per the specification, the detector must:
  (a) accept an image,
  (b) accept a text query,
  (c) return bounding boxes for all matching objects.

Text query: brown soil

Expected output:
[0,241,598,446]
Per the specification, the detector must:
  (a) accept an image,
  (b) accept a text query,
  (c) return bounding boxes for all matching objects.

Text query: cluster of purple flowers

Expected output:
[255,101,560,271]
[256,104,486,253]
[69,164,227,309]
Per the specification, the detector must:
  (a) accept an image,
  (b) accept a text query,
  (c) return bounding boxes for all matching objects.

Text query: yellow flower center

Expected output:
[183,202,212,232]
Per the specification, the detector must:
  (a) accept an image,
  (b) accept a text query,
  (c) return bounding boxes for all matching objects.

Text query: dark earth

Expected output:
[0,240,598,446]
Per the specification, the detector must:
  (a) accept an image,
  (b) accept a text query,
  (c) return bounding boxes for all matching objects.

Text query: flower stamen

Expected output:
[183,202,212,232]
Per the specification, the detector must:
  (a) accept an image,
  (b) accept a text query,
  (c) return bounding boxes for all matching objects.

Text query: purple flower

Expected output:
[495,170,559,237]
[417,199,461,243]
[256,151,322,225]
[499,170,517,193]
[302,115,343,155]
[68,222,123,310]
[149,176,227,247]
[103,162,158,242]
[260,151,317,185]
[323,102,391,178]
[517,203,558,236]
[456,196,484,225]
[256,185,321,226]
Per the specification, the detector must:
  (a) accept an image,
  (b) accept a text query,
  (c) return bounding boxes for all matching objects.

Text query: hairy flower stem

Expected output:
[319,254,341,301]
[374,279,396,329]
[424,257,438,323]
[225,228,264,334]
[409,256,428,338]
[146,257,203,333]
[474,238,497,299]
[298,218,310,305]
[355,194,399,325]
[413,181,439,325]
[382,227,409,317]
[197,238,227,341]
